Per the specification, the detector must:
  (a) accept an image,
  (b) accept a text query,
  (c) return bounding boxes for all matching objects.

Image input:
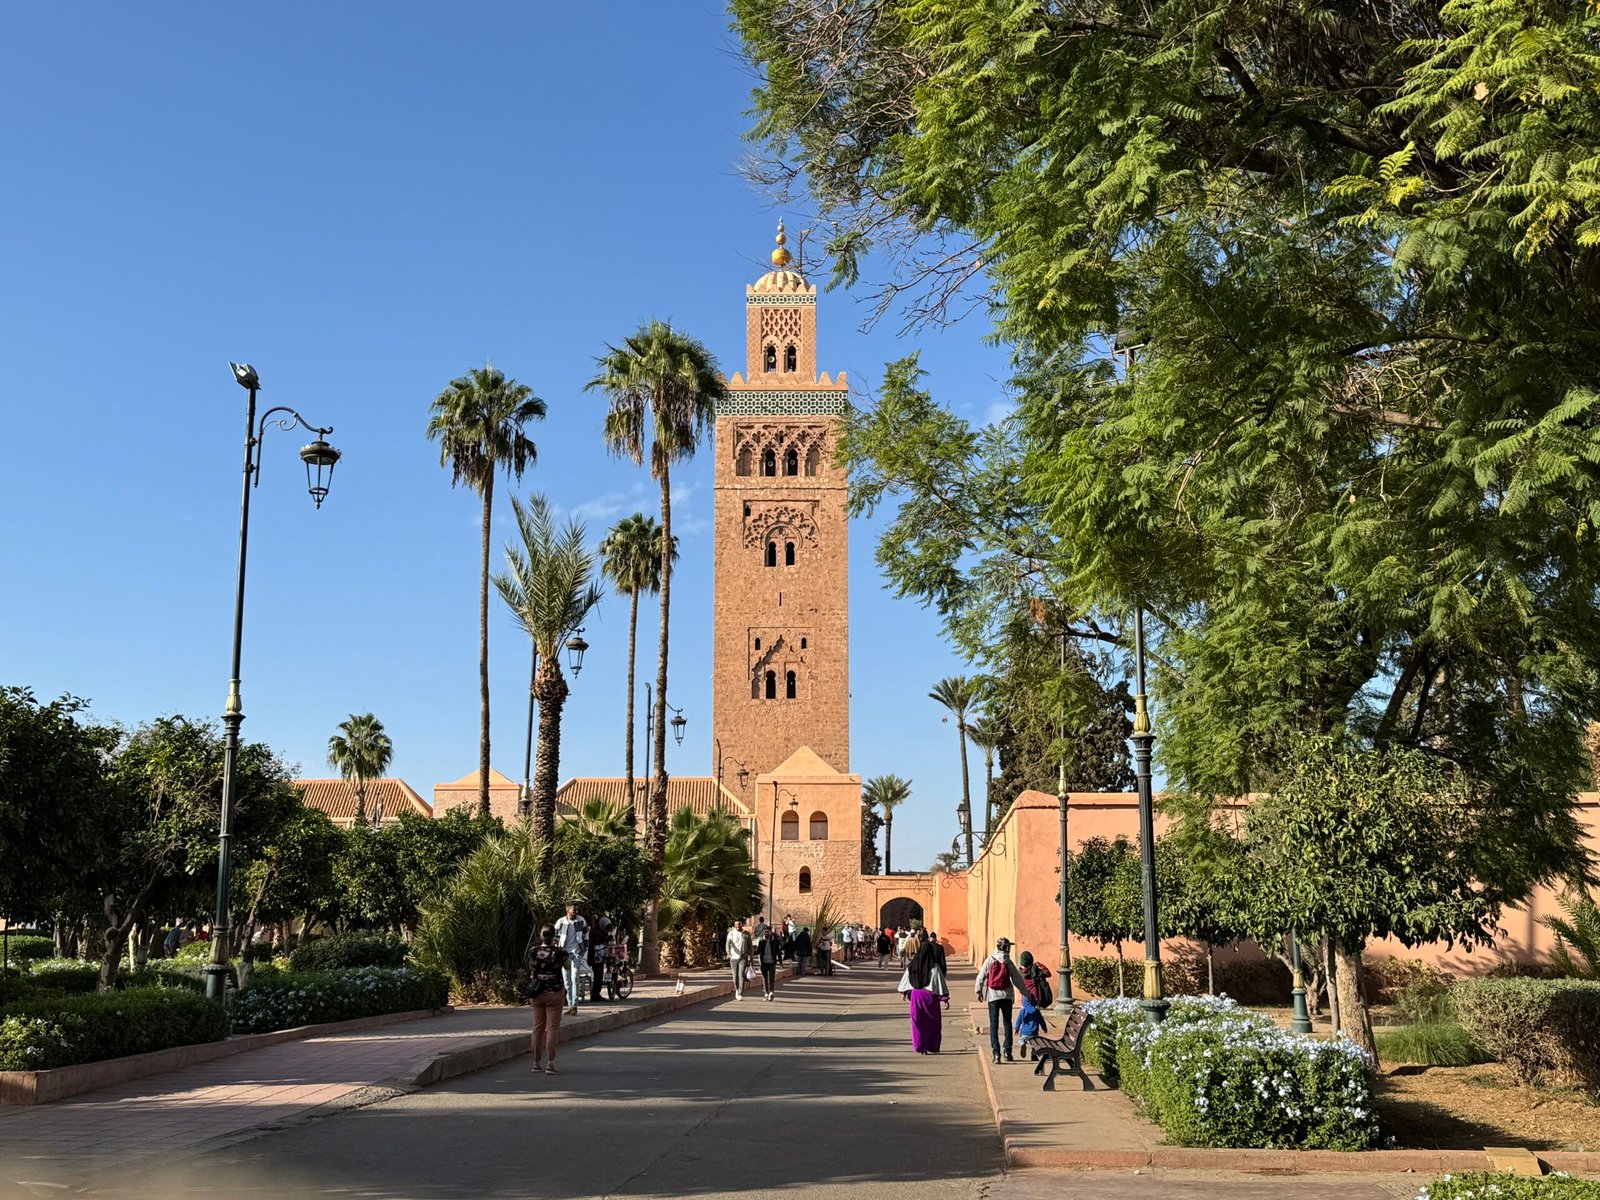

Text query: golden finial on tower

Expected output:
[771,219,793,268]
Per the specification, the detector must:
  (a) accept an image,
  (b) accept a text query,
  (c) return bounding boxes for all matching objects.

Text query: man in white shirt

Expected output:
[725,918,752,999]
[554,904,588,1014]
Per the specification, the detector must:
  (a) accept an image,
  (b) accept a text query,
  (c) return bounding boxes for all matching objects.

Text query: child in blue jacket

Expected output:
[1015,994,1048,1058]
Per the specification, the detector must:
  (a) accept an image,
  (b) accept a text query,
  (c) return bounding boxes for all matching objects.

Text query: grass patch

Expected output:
[1376,1021,1488,1067]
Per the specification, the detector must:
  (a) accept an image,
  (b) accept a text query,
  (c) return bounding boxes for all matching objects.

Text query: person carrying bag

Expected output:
[526,925,570,1075]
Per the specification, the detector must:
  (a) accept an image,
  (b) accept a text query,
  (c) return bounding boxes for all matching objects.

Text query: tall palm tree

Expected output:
[427,365,546,816]
[863,774,911,873]
[930,676,980,863]
[587,321,725,974]
[599,513,674,823]
[493,494,603,867]
[327,713,393,826]
[967,713,1003,845]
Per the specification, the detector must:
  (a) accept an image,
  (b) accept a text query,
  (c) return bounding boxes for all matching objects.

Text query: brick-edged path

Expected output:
[0,974,732,1195]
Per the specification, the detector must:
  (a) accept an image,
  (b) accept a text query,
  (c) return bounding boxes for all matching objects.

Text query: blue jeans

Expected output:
[987,997,1014,1058]
[563,962,581,1008]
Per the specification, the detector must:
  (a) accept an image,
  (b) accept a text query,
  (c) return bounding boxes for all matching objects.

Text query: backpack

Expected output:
[985,957,1010,991]
[1029,970,1054,1009]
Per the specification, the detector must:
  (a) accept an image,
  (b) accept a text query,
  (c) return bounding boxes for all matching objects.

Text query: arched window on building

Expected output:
[798,866,812,892]
[766,541,778,568]
[784,541,795,566]
[805,444,821,476]
[735,445,753,476]
[784,447,799,476]
[809,811,828,840]
[781,810,800,841]
[761,448,776,477]
[765,670,777,700]
[786,670,797,699]
[800,637,807,650]
[784,344,797,372]
[764,344,777,372]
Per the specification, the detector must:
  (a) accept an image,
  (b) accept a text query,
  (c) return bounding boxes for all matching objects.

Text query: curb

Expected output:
[1,1007,444,1106]
[967,1012,1600,1177]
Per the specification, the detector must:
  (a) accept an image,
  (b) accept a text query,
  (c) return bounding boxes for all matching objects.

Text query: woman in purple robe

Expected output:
[902,932,949,1053]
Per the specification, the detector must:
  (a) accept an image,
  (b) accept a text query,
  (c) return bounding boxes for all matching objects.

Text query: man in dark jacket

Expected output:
[794,926,813,977]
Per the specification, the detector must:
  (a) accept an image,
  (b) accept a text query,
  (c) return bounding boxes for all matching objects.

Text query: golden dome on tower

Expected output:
[752,219,811,294]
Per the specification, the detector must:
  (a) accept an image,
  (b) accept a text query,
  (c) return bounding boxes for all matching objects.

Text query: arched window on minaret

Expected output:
[784,447,799,476]
[736,444,753,476]
[765,541,778,568]
[766,670,777,700]
[785,541,795,566]
[786,669,797,699]
[784,344,797,372]
[805,444,820,476]
[764,344,777,373]
[762,448,776,477]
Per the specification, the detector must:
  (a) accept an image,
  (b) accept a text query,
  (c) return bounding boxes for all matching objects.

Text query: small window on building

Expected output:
[785,447,799,476]
[784,344,797,372]
[782,810,800,841]
[809,811,828,840]
[766,541,778,568]
[764,344,777,372]
[766,670,777,700]
[786,669,797,699]
[754,637,761,650]
[762,448,776,476]
[798,866,812,892]
[785,541,795,566]
[800,637,807,650]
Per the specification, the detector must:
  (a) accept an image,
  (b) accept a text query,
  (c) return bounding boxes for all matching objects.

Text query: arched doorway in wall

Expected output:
[879,897,925,931]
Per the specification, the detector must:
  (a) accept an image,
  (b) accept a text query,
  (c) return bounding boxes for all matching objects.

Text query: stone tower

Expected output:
[711,222,851,806]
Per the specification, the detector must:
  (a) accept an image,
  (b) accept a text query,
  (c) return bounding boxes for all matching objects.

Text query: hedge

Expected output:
[288,932,409,973]
[1454,978,1600,1090]
[1423,1175,1600,1200]
[1072,956,1134,998]
[1082,993,1242,1078]
[1084,995,1379,1150]
[0,989,229,1071]
[2,935,55,967]
[231,966,448,1034]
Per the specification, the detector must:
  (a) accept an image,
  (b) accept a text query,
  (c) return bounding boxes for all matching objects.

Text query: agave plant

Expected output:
[1543,885,1600,979]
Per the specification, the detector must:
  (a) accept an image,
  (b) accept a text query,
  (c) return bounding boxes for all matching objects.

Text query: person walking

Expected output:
[588,915,616,1003]
[975,937,1029,1064]
[817,928,833,976]
[794,925,813,977]
[876,928,893,968]
[725,918,752,1000]
[526,925,570,1075]
[554,903,588,1015]
[900,931,950,1053]
[1018,950,1055,1009]
[755,920,782,1000]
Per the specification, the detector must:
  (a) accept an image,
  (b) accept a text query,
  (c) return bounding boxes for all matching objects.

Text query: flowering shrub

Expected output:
[0,990,228,1071]
[1081,994,1245,1078]
[1421,1174,1600,1200]
[230,966,448,1034]
[1453,978,1600,1090]
[24,960,100,993]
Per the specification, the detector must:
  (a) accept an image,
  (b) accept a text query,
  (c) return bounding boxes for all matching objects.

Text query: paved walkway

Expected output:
[0,974,733,1196]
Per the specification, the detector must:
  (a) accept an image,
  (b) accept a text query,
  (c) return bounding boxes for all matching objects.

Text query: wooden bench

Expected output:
[1029,1006,1092,1091]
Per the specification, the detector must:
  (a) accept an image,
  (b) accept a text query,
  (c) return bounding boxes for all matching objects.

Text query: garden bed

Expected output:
[1379,1062,1600,1152]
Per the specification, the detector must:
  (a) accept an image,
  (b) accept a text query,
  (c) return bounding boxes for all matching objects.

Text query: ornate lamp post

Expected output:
[1131,606,1168,1023]
[1289,929,1313,1033]
[206,363,340,1004]
[768,785,798,925]
[1053,631,1076,1015]
[714,737,749,796]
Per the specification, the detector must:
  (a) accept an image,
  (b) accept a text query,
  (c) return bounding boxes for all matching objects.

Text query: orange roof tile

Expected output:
[295,778,432,827]
[554,777,753,824]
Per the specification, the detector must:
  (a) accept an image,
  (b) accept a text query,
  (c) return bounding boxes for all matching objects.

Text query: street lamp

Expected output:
[641,684,687,774]
[1131,605,1168,1023]
[1289,929,1313,1034]
[768,785,798,926]
[565,629,589,676]
[206,363,340,1004]
[714,736,749,795]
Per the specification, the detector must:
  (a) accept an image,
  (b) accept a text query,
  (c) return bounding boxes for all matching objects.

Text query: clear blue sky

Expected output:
[0,3,1014,872]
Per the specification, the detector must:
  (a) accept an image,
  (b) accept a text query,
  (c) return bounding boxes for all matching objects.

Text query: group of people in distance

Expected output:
[895,932,1055,1064]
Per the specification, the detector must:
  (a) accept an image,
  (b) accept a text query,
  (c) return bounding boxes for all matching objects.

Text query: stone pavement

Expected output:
[0,972,737,1196]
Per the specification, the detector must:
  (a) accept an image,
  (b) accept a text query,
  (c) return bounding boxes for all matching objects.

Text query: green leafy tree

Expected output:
[929,675,979,863]
[236,805,342,948]
[326,713,392,826]
[1067,835,1144,997]
[588,321,726,975]
[657,808,763,968]
[863,774,911,872]
[427,365,545,816]
[494,493,604,864]
[555,814,653,942]
[392,808,501,926]
[332,823,408,934]
[599,513,673,818]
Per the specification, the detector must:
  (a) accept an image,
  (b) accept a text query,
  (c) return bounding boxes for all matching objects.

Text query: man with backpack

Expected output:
[974,937,1030,1064]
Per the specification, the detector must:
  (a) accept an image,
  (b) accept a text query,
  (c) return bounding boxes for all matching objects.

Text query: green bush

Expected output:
[1082,995,1254,1079]
[1423,1175,1600,1200]
[1366,957,1453,1015]
[288,932,409,972]
[0,990,228,1071]
[1374,1021,1487,1067]
[1454,978,1600,1089]
[25,960,100,993]
[230,966,448,1034]
[3,935,55,967]
[1110,1003,1380,1149]
[1071,956,1133,998]
[1212,956,1293,1004]
[172,940,214,963]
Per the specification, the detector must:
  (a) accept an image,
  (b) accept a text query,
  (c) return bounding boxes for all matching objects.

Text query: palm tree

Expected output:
[493,494,603,866]
[587,321,726,974]
[599,513,674,822]
[427,365,546,816]
[967,713,1002,845]
[929,675,980,863]
[572,797,634,841]
[657,808,763,968]
[863,774,912,873]
[327,713,393,826]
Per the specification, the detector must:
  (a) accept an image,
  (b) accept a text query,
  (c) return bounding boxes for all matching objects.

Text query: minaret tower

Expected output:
[711,223,851,800]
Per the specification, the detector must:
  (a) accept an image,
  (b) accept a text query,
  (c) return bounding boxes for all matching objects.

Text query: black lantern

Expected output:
[566,630,589,676]
[670,710,687,745]
[299,439,341,509]
[737,766,750,789]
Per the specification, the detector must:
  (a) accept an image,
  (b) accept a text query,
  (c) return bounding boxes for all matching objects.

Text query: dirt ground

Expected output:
[1377,1062,1599,1151]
